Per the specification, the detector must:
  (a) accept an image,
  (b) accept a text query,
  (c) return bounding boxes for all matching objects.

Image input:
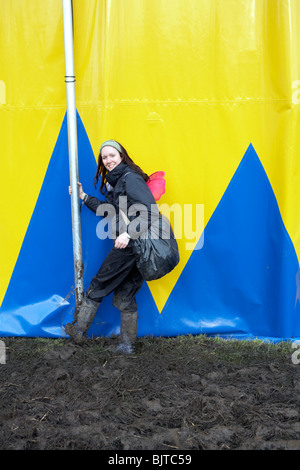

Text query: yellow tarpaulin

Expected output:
[1,0,300,339]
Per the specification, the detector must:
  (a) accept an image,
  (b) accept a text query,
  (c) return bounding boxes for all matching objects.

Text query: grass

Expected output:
[132,334,294,365]
[1,334,294,365]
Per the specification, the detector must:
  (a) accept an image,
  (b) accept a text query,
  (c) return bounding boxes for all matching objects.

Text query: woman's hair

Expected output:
[94,141,149,194]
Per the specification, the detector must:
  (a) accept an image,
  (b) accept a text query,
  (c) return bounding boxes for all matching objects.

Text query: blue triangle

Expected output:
[157,144,300,341]
[0,112,159,337]
[0,114,95,335]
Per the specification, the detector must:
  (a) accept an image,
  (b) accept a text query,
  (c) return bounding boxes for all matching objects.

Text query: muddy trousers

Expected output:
[87,245,143,352]
[66,245,143,348]
[86,244,144,312]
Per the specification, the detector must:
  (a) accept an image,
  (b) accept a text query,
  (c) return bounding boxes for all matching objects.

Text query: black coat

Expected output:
[85,162,159,239]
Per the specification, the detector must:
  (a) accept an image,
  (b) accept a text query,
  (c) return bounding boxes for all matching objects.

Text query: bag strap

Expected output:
[121,172,131,225]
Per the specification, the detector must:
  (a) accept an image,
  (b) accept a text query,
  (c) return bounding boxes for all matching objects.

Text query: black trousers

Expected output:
[86,244,144,313]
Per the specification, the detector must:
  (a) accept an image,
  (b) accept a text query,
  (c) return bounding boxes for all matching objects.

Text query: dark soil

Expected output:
[0,335,299,451]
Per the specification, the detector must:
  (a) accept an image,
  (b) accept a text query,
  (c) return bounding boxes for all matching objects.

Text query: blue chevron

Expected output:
[151,144,300,342]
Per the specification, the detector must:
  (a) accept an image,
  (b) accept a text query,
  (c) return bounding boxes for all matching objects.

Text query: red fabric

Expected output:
[146,171,166,201]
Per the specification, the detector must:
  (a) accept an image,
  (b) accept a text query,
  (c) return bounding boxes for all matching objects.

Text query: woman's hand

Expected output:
[114,232,130,249]
[68,182,86,200]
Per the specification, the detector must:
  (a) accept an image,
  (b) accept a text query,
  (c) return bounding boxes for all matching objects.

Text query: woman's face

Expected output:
[101,146,122,171]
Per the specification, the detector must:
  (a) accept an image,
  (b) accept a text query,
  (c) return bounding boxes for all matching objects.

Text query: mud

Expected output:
[0,335,299,451]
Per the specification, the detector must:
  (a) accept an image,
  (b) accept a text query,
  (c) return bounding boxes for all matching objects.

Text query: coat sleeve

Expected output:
[84,195,105,213]
[124,172,159,239]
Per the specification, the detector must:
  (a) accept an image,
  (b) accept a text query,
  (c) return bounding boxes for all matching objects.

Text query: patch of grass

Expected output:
[2,337,65,361]
[1,334,294,365]
[135,334,294,366]
[192,335,293,364]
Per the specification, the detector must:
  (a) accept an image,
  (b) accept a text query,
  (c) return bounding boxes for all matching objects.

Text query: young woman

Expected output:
[65,140,159,353]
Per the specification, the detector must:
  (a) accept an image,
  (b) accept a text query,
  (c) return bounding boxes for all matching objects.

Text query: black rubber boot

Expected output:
[64,296,100,345]
[115,311,138,354]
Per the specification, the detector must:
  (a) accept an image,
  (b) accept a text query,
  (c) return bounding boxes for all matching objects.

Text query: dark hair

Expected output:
[94,141,149,194]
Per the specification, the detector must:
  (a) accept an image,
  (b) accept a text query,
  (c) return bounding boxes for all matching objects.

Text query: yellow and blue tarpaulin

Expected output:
[1,0,300,341]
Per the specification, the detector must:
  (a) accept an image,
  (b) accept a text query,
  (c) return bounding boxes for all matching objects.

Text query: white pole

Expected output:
[62,0,84,307]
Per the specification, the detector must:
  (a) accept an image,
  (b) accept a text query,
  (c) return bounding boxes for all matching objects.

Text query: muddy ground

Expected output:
[0,334,299,451]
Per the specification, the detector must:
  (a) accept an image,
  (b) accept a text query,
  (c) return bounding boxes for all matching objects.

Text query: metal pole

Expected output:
[62,0,84,307]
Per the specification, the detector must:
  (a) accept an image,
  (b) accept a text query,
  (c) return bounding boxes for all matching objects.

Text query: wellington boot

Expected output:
[64,296,100,345]
[115,311,138,354]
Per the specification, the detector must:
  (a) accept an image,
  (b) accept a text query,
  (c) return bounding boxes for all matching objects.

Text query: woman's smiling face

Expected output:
[101,145,122,171]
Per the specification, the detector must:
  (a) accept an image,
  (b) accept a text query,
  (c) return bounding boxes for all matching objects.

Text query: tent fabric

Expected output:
[1,0,300,341]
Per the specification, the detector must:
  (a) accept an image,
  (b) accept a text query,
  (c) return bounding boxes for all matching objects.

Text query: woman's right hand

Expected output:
[68,182,86,200]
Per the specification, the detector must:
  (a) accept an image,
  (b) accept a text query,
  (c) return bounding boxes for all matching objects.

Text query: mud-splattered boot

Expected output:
[64,296,100,345]
[115,311,138,354]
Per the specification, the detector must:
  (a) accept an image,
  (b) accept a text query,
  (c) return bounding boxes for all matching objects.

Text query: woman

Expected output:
[65,140,159,353]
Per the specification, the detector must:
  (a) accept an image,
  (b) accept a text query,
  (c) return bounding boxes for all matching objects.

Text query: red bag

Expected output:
[146,171,166,201]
